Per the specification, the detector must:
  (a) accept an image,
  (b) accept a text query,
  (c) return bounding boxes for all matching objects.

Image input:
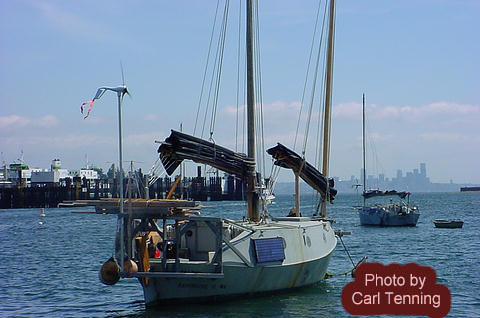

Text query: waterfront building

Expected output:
[31,159,69,184]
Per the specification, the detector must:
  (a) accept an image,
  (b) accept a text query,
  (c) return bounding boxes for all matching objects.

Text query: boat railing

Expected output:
[120,213,225,279]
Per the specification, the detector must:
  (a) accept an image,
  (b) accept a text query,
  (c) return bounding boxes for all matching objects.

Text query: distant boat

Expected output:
[40,208,46,217]
[57,201,90,208]
[460,186,480,192]
[356,95,419,226]
[433,219,464,229]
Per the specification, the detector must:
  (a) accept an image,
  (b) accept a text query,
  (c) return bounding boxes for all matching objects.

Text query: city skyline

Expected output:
[4,155,478,190]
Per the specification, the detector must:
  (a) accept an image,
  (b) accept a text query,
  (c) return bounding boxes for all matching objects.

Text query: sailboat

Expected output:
[357,95,420,226]
[82,0,340,306]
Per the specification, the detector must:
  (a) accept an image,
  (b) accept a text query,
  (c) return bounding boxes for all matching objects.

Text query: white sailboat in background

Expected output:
[357,94,420,226]
[80,0,350,306]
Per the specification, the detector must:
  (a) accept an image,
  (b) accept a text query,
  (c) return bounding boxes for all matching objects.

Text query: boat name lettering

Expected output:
[177,283,208,289]
[177,283,226,289]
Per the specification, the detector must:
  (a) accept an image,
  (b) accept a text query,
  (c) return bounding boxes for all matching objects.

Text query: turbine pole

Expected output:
[117,91,125,271]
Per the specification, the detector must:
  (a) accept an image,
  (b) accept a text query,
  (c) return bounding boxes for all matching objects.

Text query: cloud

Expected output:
[0,114,59,131]
[32,2,81,29]
[29,1,121,43]
[1,133,111,147]
[419,132,470,143]
[368,132,395,142]
[125,131,165,146]
[144,114,159,121]
[373,102,480,121]
[223,101,301,118]
[332,101,480,122]
[0,115,30,128]
[37,115,59,127]
[334,102,362,119]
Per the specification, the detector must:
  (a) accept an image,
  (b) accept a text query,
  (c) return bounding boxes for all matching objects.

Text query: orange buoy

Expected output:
[123,259,138,278]
[99,257,120,285]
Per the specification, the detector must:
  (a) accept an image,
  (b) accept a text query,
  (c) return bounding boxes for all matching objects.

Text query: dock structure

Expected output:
[0,173,244,209]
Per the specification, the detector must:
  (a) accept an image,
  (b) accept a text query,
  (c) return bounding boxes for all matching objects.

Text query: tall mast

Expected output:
[362,93,366,207]
[246,0,259,221]
[320,0,336,217]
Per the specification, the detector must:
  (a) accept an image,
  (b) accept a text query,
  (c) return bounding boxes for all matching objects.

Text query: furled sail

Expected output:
[266,143,337,201]
[362,190,409,199]
[157,130,255,178]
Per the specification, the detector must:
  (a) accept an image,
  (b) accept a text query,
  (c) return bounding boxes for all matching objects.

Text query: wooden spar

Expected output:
[321,0,336,218]
[246,0,259,221]
[166,175,182,200]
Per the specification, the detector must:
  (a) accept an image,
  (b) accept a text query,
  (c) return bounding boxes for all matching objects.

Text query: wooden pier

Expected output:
[0,174,244,209]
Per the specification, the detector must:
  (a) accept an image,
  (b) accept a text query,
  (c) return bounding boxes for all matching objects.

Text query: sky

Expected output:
[0,0,479,184]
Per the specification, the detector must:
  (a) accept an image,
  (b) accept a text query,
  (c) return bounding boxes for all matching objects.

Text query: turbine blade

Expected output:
[120,61,125,86]
[93,88,107,100]
[123,88,133,101]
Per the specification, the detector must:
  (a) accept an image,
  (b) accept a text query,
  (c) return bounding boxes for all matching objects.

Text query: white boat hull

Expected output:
[359,207,419,226]
[142,253,333,305]
[141,218,336,306]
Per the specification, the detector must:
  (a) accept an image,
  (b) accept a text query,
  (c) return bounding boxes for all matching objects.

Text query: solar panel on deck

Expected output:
[253,237,285,263]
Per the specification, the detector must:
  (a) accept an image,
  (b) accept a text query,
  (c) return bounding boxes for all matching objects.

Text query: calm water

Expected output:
[0,192,479,318]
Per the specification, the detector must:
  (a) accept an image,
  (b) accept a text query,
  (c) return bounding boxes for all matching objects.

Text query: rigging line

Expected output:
[312,70,328,207]
[314,20,328,173]
[147,158,179,186]
[313,72,327,214]
[302,0,329,156]
[201,0,229,139]
[148,166,163,185]
[266,163,276,192]
[365,112,385,189]
[147,157,160,176]
[293,0,324,151]
[364,103,386,189]
[209,0,230,139]
[339,234,356,268]
[194,0,221,136]
[310,2,328,214]
[148,164,168,186]
[201,18,221,138]
[242,81,246,154]
[235,1,243,152]
[254,0,266,176]
[314,68,326,167]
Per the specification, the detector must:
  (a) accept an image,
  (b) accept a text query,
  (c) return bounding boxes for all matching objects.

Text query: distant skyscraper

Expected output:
[396,169,402,179]
[420,163,426,177]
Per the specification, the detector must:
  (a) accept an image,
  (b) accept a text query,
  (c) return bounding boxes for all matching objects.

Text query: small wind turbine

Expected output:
[80,66,131,235]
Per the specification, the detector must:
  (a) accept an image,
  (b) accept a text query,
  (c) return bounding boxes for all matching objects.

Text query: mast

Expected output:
[320,0,336,217]
[246,0,259,221]
[362,93,366,207]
